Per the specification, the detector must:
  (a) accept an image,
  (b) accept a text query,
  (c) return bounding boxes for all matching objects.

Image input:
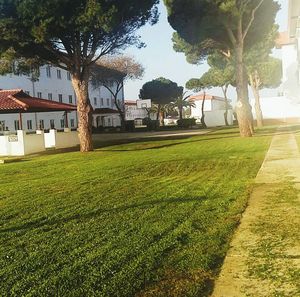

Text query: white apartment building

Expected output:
[0,64,124,131]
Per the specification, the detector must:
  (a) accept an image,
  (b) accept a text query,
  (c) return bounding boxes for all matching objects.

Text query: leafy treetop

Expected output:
[139,77,183,105]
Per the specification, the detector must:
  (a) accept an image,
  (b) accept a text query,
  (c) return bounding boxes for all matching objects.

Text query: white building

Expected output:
[189,93,233,127]
[0,65,124,131]
[255,0,300,122]
[125,100,156,120]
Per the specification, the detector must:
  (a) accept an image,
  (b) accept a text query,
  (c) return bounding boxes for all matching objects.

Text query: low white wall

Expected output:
[194,110,233,127]
[0,130,45,156]
[44,129,79,149]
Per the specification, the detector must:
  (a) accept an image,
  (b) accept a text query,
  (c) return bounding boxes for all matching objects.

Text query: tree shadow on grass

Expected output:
[96,126,300,152]
[0,196,207,234]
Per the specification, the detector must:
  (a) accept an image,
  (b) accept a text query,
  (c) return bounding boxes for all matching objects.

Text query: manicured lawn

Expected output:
[0,128,271,297]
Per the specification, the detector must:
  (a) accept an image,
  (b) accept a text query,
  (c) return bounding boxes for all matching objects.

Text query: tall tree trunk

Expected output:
[251,85,263,128]
[159,110,164,126]
[179,107,183,120]
[114,97,126,131]
[222,86,229,126]
[235,34,253,137]
[71,73,93,152]
[249,73,263,128]
[156,104,161,122]
[201,92,207,128]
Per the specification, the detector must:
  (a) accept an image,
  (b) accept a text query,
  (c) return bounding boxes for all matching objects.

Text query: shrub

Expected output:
[142,118,159,131]
[125,120,135,132]
[177,118,196,128]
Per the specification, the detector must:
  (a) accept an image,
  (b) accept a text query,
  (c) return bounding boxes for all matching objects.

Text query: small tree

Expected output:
[244,26,281,127]
[91,56,144,131]
[248,57,282,127]
[139,77,183,126]
[0,0,159,151]
[168,91,195,120]
[164,0,280,137]
[202,53,235,126]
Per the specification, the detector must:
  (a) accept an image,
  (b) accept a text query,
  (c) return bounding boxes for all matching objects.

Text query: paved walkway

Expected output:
[212,129,300,297]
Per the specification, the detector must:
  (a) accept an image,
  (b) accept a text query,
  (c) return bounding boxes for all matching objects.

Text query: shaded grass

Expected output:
[0,128,272,297]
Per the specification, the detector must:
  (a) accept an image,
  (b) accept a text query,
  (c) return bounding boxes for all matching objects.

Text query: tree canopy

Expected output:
[139,77,183,105]
[91,55,144,130]
[164,0,279,60]
[0,0,159,151]
[164,0,280,137]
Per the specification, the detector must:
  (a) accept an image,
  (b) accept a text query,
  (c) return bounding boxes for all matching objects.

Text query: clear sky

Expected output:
[124,0,288,100]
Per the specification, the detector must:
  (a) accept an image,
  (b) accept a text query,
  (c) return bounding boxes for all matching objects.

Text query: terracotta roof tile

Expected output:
[0,89,77,113]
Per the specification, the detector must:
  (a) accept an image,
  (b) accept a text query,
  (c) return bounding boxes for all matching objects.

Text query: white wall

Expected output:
[44,129,79,149]
[203,110,233,127]
[251,96,300,119]
[191,99,228,118]
[281,43,300,103]
[0,130,45,156]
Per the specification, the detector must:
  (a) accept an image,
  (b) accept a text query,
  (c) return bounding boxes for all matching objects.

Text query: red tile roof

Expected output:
[93,108,119,114]
[189,93,226,102]
[0,89,77,113]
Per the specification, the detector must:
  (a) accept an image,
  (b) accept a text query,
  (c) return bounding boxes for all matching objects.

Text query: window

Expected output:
[46,66,51,78]
[39,120,44,129]
[101,98,104,106]
[50,119,55,129]
[14,120,20,131]
[25,90,30,95]
[57,69,62,79]
[60,119,65,128]
[108,118,111,126]
[67,72,71,80]
[106,98,110,106]
[58,94,63,103]
[69,95,73,104]
[111,99,114,108]
[37,92,42,98]
[48,93,53,100]
[94,97,97,105]
[27,120,32,130]
[70,119,75,128]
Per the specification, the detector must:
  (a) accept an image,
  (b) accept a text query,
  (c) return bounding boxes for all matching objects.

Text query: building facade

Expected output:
[189,94,233,127]
[257,0,300,122]
[0,65,124,131]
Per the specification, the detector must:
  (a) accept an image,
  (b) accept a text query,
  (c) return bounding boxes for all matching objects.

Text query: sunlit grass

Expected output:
[0,128,272,297]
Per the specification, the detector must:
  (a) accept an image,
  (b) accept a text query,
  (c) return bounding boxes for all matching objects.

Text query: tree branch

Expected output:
[242,0,265,40]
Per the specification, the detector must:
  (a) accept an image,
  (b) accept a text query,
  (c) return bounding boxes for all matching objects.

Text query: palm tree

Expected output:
[169,91,195,120]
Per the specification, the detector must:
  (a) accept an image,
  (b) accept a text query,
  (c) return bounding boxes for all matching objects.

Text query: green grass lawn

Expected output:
[0,128,272,297]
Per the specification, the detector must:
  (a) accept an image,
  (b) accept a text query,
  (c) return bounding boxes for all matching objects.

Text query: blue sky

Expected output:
[124,0,288,100]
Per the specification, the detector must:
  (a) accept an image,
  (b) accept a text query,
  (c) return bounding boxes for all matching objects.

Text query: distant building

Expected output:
[189,94,233,127]
[258,0,300,122]
[125,100,156,121]
[0,64,124,131]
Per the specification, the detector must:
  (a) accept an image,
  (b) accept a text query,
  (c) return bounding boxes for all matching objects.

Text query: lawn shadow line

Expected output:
[0,196,206,234]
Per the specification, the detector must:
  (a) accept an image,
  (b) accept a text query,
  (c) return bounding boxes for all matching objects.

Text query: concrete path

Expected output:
[212,129,300,297]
